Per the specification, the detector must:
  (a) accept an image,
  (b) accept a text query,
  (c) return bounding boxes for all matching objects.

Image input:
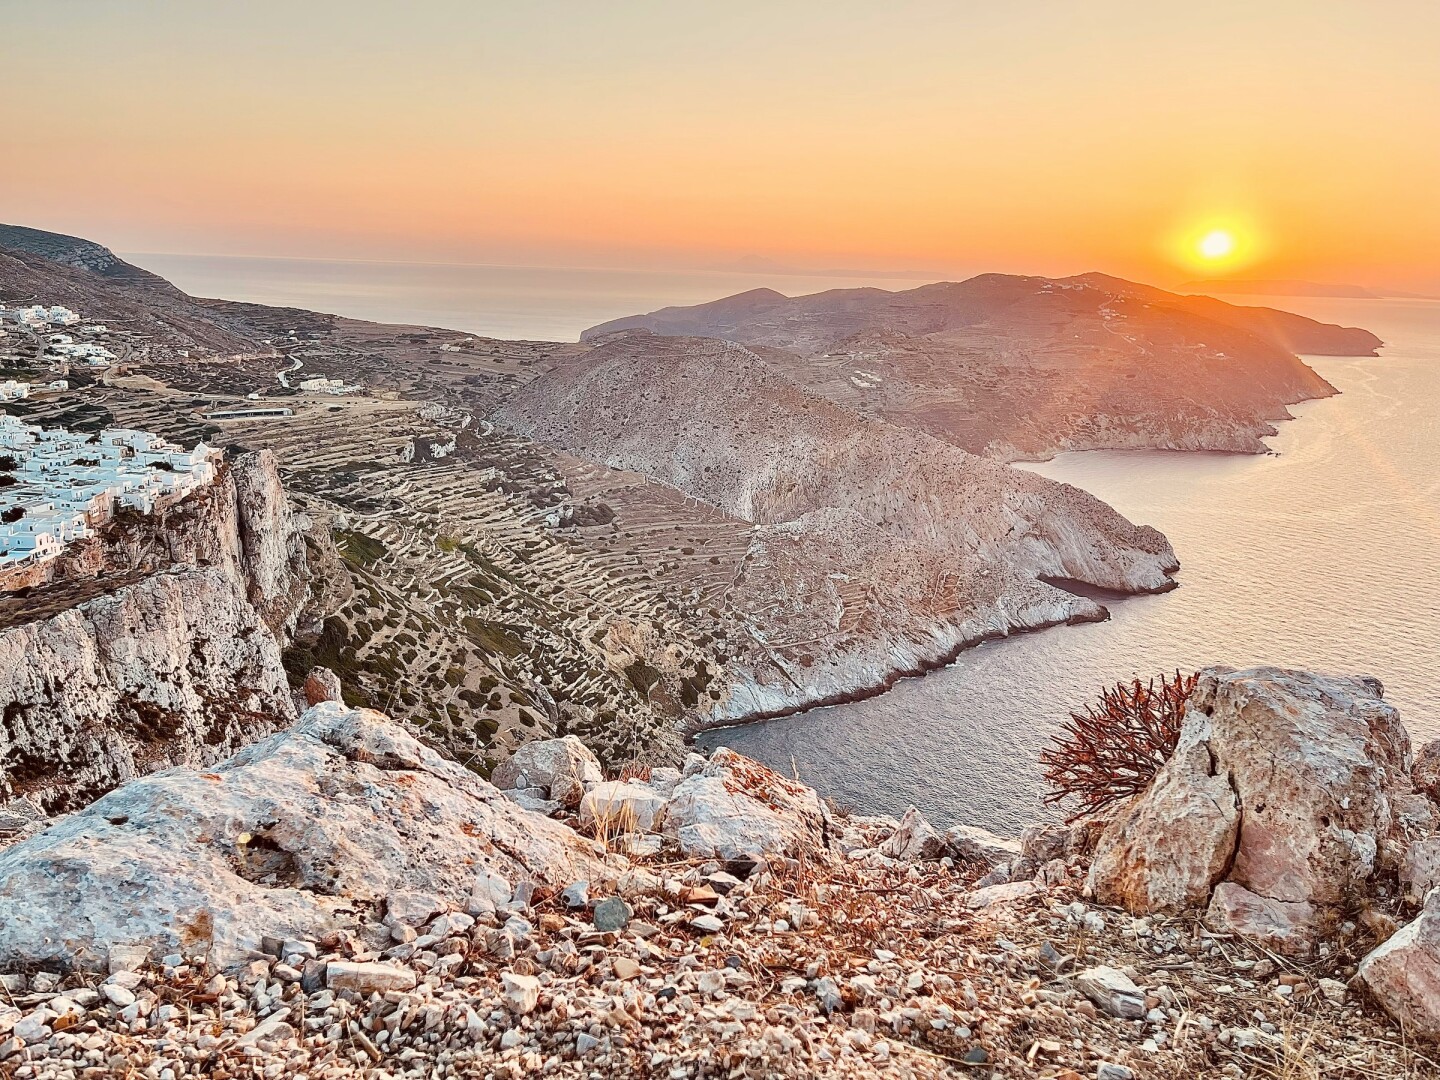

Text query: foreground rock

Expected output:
[0,703,606,971]
[0,765,1425,1079]
[493,737,830,862]
[1359,887,1440,1037]
[2,676,1439,1076]
[1088,666,1412,954]
[663,747,827,859]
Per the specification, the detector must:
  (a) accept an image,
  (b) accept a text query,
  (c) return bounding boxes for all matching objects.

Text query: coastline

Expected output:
[692,565,1182,738]
[693,373,1356,741]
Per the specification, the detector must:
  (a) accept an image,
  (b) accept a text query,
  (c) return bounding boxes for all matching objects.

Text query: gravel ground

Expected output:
[1,814,1436,1080]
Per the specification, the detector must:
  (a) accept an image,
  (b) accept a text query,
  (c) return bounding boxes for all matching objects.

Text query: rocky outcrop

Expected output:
[42,450,323,648]
[1088,667,1413,954]
[492,736,603,809]
[0,451,340,813]
[229,450,317,643]
[0,704,607,972]
[663,748,827,860]
[490,737,829,862]
[0,569,296,813]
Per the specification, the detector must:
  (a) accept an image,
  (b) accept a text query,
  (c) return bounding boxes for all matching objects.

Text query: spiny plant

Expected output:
[1041,670,1199,821]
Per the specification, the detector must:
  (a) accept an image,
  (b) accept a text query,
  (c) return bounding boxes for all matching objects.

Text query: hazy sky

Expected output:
[6,1,1438,289]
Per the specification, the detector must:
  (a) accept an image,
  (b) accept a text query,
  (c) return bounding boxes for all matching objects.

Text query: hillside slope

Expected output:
[498,332,1178,719]
[583,272,1379,458]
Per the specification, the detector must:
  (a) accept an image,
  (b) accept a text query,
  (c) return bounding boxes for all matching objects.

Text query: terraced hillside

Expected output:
[496,331,1181,719]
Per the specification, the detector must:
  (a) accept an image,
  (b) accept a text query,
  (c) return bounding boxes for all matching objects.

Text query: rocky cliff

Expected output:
[0,451,336,812]
[0,569,296,813]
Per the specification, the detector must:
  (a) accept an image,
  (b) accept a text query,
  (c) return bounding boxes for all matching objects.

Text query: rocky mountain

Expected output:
[583,272,1379,458]
[0,451,341,813]
[0,229,270,359]
[0,224,175,289]
[497,332,1177,721]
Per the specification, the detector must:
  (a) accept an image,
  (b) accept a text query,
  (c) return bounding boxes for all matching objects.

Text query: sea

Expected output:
[126,253,935,343]
[124,254,1440,836]
[704,296,1440,835]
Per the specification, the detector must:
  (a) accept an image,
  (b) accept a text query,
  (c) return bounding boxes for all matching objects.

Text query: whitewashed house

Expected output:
[0,418,222,576]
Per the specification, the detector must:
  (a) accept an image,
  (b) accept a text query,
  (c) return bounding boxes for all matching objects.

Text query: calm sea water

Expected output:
[700,297,1440,835]
[124,253,933,343]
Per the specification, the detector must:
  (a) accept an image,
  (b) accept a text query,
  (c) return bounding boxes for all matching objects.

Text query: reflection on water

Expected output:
[699,297,1440,835]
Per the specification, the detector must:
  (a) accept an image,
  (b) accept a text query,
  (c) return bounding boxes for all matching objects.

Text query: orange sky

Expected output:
[6,1,1439,291]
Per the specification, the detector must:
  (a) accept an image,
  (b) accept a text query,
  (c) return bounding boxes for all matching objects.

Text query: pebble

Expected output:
[502,972,540,1014]
[593,896,632,932]
[101,983,137,1008]
[561,880,590,908]
[325,961,417,994]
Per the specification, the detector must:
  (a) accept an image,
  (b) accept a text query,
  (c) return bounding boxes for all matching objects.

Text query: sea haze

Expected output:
[700,296,1440,836]
[123,253,934,343]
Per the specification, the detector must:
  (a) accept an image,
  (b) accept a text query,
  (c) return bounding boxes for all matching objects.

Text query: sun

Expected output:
[1198,229,1236,261]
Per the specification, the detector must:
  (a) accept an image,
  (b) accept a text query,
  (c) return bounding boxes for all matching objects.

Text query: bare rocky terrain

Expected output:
[2,670,1440,1079]
[0,226,1386,761]
[583,273,1379,459]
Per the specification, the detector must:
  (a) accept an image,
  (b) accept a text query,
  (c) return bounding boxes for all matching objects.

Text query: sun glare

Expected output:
[1198,229,1235,260]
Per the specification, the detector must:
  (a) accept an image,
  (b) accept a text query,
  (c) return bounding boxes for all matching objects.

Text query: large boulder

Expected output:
[578,781,668,833]
[1412,739,1440,799]
[0,704,606,972]
[492,735,603,808]
[1088,736,1240,912]
[880,807,948,861]
[663,747,827,861]
[1087,667,1411,953]
[944,824,1023,868]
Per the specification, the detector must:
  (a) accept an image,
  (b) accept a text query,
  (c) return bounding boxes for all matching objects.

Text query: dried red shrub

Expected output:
[1040,670,1199,821]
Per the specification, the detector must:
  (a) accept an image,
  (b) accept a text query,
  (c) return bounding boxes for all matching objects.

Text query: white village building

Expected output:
[0,416,222,575]
[0,380,29,402]
[297,376,361,395]
[3,305,81,328]
[49,341,116,366]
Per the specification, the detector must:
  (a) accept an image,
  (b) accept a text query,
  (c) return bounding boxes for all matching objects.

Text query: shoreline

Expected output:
[689,574,1182,741]
[691,426,1320,742]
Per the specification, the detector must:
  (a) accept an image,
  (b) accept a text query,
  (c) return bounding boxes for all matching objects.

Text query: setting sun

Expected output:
[1198,229,1236,261]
